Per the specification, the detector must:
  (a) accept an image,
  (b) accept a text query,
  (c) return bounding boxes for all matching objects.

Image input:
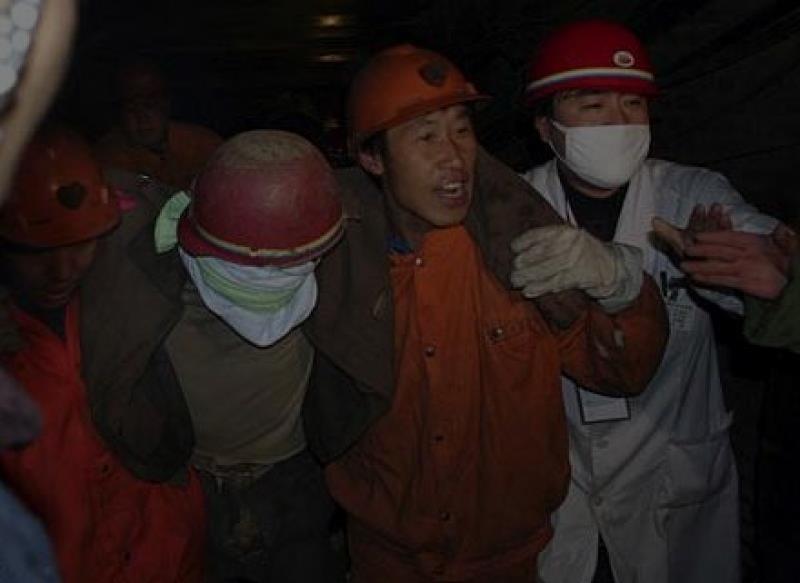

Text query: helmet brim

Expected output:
[177,208,344,267]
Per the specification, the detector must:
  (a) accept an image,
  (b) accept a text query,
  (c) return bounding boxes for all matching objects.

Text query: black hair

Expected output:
[360,130,387,158]
[533,96,554,119]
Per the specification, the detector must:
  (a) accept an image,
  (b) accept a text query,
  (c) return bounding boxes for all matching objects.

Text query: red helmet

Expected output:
[525,20,657,106]
[178,130,343,267]
[0,127,120,247]
[348,44,489,150]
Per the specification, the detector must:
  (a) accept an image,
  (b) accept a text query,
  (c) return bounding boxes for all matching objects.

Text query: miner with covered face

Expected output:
[303,44,668,582]
[136,129,346,582]
[520,19,782,583]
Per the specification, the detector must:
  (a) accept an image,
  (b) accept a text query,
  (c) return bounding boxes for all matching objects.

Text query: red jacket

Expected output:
[0,299,206,583]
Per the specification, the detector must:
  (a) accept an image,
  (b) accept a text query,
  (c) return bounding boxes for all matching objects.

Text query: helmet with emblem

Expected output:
[178,130,343,267]
[0,127,120,248]
[347,44,490,150]
[524,20,658,106]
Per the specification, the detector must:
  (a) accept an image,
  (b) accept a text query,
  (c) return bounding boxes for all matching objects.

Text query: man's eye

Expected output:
[418,133,435,142]
[580,103,603,110]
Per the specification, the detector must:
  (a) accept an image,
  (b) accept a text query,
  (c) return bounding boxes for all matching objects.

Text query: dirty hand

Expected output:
[510,225,644,313]
[681,225,797,300]
[652,202,732,257]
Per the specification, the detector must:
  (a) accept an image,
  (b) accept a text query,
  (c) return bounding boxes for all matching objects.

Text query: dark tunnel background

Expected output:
[57,0,800,221]
[47,1,800,580]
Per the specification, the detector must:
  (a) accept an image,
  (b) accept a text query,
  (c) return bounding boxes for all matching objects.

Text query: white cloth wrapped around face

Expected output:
[179,249,318,347]
[510,224,644,314]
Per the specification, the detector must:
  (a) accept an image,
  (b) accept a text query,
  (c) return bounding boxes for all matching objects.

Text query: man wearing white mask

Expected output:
[76,129,347,582]
[516,19,783,583]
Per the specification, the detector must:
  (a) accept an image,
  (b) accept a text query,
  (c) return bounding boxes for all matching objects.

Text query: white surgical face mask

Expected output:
[548,120,650,189]
[179,249,317,347]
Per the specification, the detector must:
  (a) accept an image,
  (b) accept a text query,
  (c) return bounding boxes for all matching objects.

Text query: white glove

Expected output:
[510,225,644,313]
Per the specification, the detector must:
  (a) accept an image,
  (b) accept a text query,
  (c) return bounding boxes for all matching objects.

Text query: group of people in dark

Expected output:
[0,3,797,582]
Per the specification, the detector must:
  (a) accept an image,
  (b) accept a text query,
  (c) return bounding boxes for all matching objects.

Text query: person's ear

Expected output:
[534,115,552,143]
[357,148,385,176]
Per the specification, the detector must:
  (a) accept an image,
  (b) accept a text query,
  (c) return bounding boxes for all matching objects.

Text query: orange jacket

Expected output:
[0,299,206,583]
[95,121,221,190]
[327,226,666,581]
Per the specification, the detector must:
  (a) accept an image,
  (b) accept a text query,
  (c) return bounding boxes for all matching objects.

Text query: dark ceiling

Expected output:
[55,0,800,221]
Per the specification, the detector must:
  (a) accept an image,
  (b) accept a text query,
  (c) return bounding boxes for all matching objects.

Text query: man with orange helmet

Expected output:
[0,127,207,582]
[302,44,668,582]
[520,19,782,583]
[0,1,88,581]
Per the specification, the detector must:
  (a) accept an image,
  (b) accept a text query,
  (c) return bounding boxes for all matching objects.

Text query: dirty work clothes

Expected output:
[0,299,206,583]
[165,282,311,467]
[347,519,539,583]
[199,450,344,583]
[304,153,667,469]
[96,121,222,191]
[327,226,665,581]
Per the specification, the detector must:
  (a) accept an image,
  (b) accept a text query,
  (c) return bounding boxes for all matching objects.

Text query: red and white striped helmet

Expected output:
[525,20,657,106]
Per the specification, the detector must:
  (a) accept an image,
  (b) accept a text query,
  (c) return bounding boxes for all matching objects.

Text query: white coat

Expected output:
[522,159,778,583]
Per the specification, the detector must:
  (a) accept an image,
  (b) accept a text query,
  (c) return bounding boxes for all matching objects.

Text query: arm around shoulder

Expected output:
[558,273,668,396]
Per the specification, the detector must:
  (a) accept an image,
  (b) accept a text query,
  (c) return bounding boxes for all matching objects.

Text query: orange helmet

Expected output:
[347,44,489,150]
[525,20,657,106]
[0,128,120,248]
[178,130,344,267]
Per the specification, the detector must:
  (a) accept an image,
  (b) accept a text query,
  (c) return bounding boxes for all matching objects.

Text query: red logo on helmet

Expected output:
[56,183,88,210]
[613,50,635,68]
[418,60,449,87]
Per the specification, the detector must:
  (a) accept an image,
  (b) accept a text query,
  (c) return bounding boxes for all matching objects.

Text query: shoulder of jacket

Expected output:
[335,165,380,221]
[645,158,727,185]
[642,159,734,203]
[170,121,222,145]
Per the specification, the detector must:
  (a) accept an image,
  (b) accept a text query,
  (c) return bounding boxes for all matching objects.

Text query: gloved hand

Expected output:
[510,225,644,313]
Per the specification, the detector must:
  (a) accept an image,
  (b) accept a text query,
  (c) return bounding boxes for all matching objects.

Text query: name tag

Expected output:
[660,271,695,334]
[667,299,696,334]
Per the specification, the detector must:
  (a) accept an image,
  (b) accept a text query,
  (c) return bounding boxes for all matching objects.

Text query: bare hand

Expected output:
[681,226,796,300]
[651,203,732,257]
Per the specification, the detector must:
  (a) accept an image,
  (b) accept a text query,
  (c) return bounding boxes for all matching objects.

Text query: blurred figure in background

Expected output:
[95,59,221,192]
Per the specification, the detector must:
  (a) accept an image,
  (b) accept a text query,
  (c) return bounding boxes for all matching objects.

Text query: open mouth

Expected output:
[436,180,470,207]
[40,285,77,306]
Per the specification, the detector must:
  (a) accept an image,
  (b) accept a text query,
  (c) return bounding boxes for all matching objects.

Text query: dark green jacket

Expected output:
[744,255,800,353]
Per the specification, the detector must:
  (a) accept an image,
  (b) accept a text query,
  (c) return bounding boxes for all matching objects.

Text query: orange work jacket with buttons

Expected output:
[0,298,206,583]
[326,226,666,581]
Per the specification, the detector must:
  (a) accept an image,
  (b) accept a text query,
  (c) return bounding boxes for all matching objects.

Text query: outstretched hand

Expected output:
[681,225,797,300]
[651,203,732,258]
